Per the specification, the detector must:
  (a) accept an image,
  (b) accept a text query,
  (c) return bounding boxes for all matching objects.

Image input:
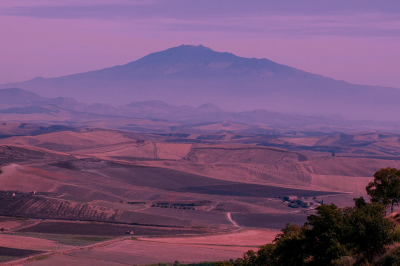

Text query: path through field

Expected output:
[227,212,240,227]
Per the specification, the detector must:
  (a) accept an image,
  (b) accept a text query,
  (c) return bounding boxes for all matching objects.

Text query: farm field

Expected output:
[0,126,400,264]
[21,229,277,266]
[16,221,209,236]
[23,240,243,266]
[0,231,110,263]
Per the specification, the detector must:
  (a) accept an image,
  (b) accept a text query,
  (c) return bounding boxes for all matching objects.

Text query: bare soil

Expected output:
[17,221,209,236]
[0,128,399,265]
[24,240,244,265]
[53,159,338,198]
[0,246,43,259]
[231,213,309,229]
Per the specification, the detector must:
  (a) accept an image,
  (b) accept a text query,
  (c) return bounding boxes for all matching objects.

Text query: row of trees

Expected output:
[217,167,400,266]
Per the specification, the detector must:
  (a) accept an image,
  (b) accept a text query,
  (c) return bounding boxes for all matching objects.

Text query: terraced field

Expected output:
[0,193,120,222]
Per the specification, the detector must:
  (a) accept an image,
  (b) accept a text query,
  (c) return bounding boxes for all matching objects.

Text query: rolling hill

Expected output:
[0,88,399,132]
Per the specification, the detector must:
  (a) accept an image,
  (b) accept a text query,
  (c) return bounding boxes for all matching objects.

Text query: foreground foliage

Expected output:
[366,167,400,213]
[217,167,400,265]
[234,198,392,265]
[219,198,396,266]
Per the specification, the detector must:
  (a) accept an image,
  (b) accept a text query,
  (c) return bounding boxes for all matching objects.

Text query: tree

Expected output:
[271,224,309,266]
[227,171,400,266]
[383,246,400,266]
[304,204,350,265]
[366,167,400,213]
[232,224,308,266]
[346,197,394,262]
[227,198,395,266]
[232,250,258,266]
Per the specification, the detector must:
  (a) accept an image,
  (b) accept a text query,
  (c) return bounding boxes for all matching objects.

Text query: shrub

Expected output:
[347,198,394,261]
[392,225,400,242]
[305,204,351,265]
[383,246,400,266]
[26,255,49,262]
[230,199,394,266]
[227,168,400,266]
[332,256,356,266]
[215,261,231,266]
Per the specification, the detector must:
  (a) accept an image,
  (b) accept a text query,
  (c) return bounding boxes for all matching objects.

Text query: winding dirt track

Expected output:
[226,212,240,227]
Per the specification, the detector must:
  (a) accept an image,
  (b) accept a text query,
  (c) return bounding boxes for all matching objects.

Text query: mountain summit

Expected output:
[2,45,400,121]
[112,44,304,78]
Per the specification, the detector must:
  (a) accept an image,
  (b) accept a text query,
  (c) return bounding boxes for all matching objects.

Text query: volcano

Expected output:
[2,45,400,121]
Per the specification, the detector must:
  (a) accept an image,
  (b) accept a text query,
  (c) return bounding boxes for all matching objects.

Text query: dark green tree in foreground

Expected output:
[347,197,394,262]
[218,168,400,265]
[226,199,394,265]
[304,204,350,265]
[366,167,400,213]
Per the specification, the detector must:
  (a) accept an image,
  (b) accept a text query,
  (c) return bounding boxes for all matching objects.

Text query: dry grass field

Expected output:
[23,240,243,266]
[138,229,280,251]
[19,229,276,266]
[0,234,69,252]
[1,126,399,264]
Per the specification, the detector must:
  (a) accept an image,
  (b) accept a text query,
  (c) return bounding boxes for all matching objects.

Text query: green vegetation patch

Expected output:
[215,167,400,266]
[26,254,49,262]
[126,201,147,204]
[11,233,113,246]
[383,246,400,266]
[0,255,18,263]
[0,246,43,262]
[148,262,218,266]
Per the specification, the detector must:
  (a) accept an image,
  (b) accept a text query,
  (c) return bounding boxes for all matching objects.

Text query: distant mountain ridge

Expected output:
[1,45,400,121]
[0,88,398,133]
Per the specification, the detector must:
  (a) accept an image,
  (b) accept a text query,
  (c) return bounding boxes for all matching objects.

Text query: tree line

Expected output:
[216,167,400,266]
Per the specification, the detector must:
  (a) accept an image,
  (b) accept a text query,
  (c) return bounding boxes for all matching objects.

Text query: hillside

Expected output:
[1,124,399,264]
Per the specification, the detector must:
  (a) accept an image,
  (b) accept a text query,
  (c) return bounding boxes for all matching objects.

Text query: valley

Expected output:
[2,1,400,263]
[1,123,399,264]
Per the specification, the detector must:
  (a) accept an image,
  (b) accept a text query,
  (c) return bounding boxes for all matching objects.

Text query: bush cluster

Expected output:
[215,167,400,266]
[219,198,394,266]
[225,197,394,266]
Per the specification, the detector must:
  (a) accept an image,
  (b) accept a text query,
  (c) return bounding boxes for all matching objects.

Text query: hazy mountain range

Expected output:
[0,88,398,133]
[2,45,400,122]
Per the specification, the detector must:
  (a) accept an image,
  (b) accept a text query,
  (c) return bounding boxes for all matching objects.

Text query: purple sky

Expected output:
[1,0,400,89]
